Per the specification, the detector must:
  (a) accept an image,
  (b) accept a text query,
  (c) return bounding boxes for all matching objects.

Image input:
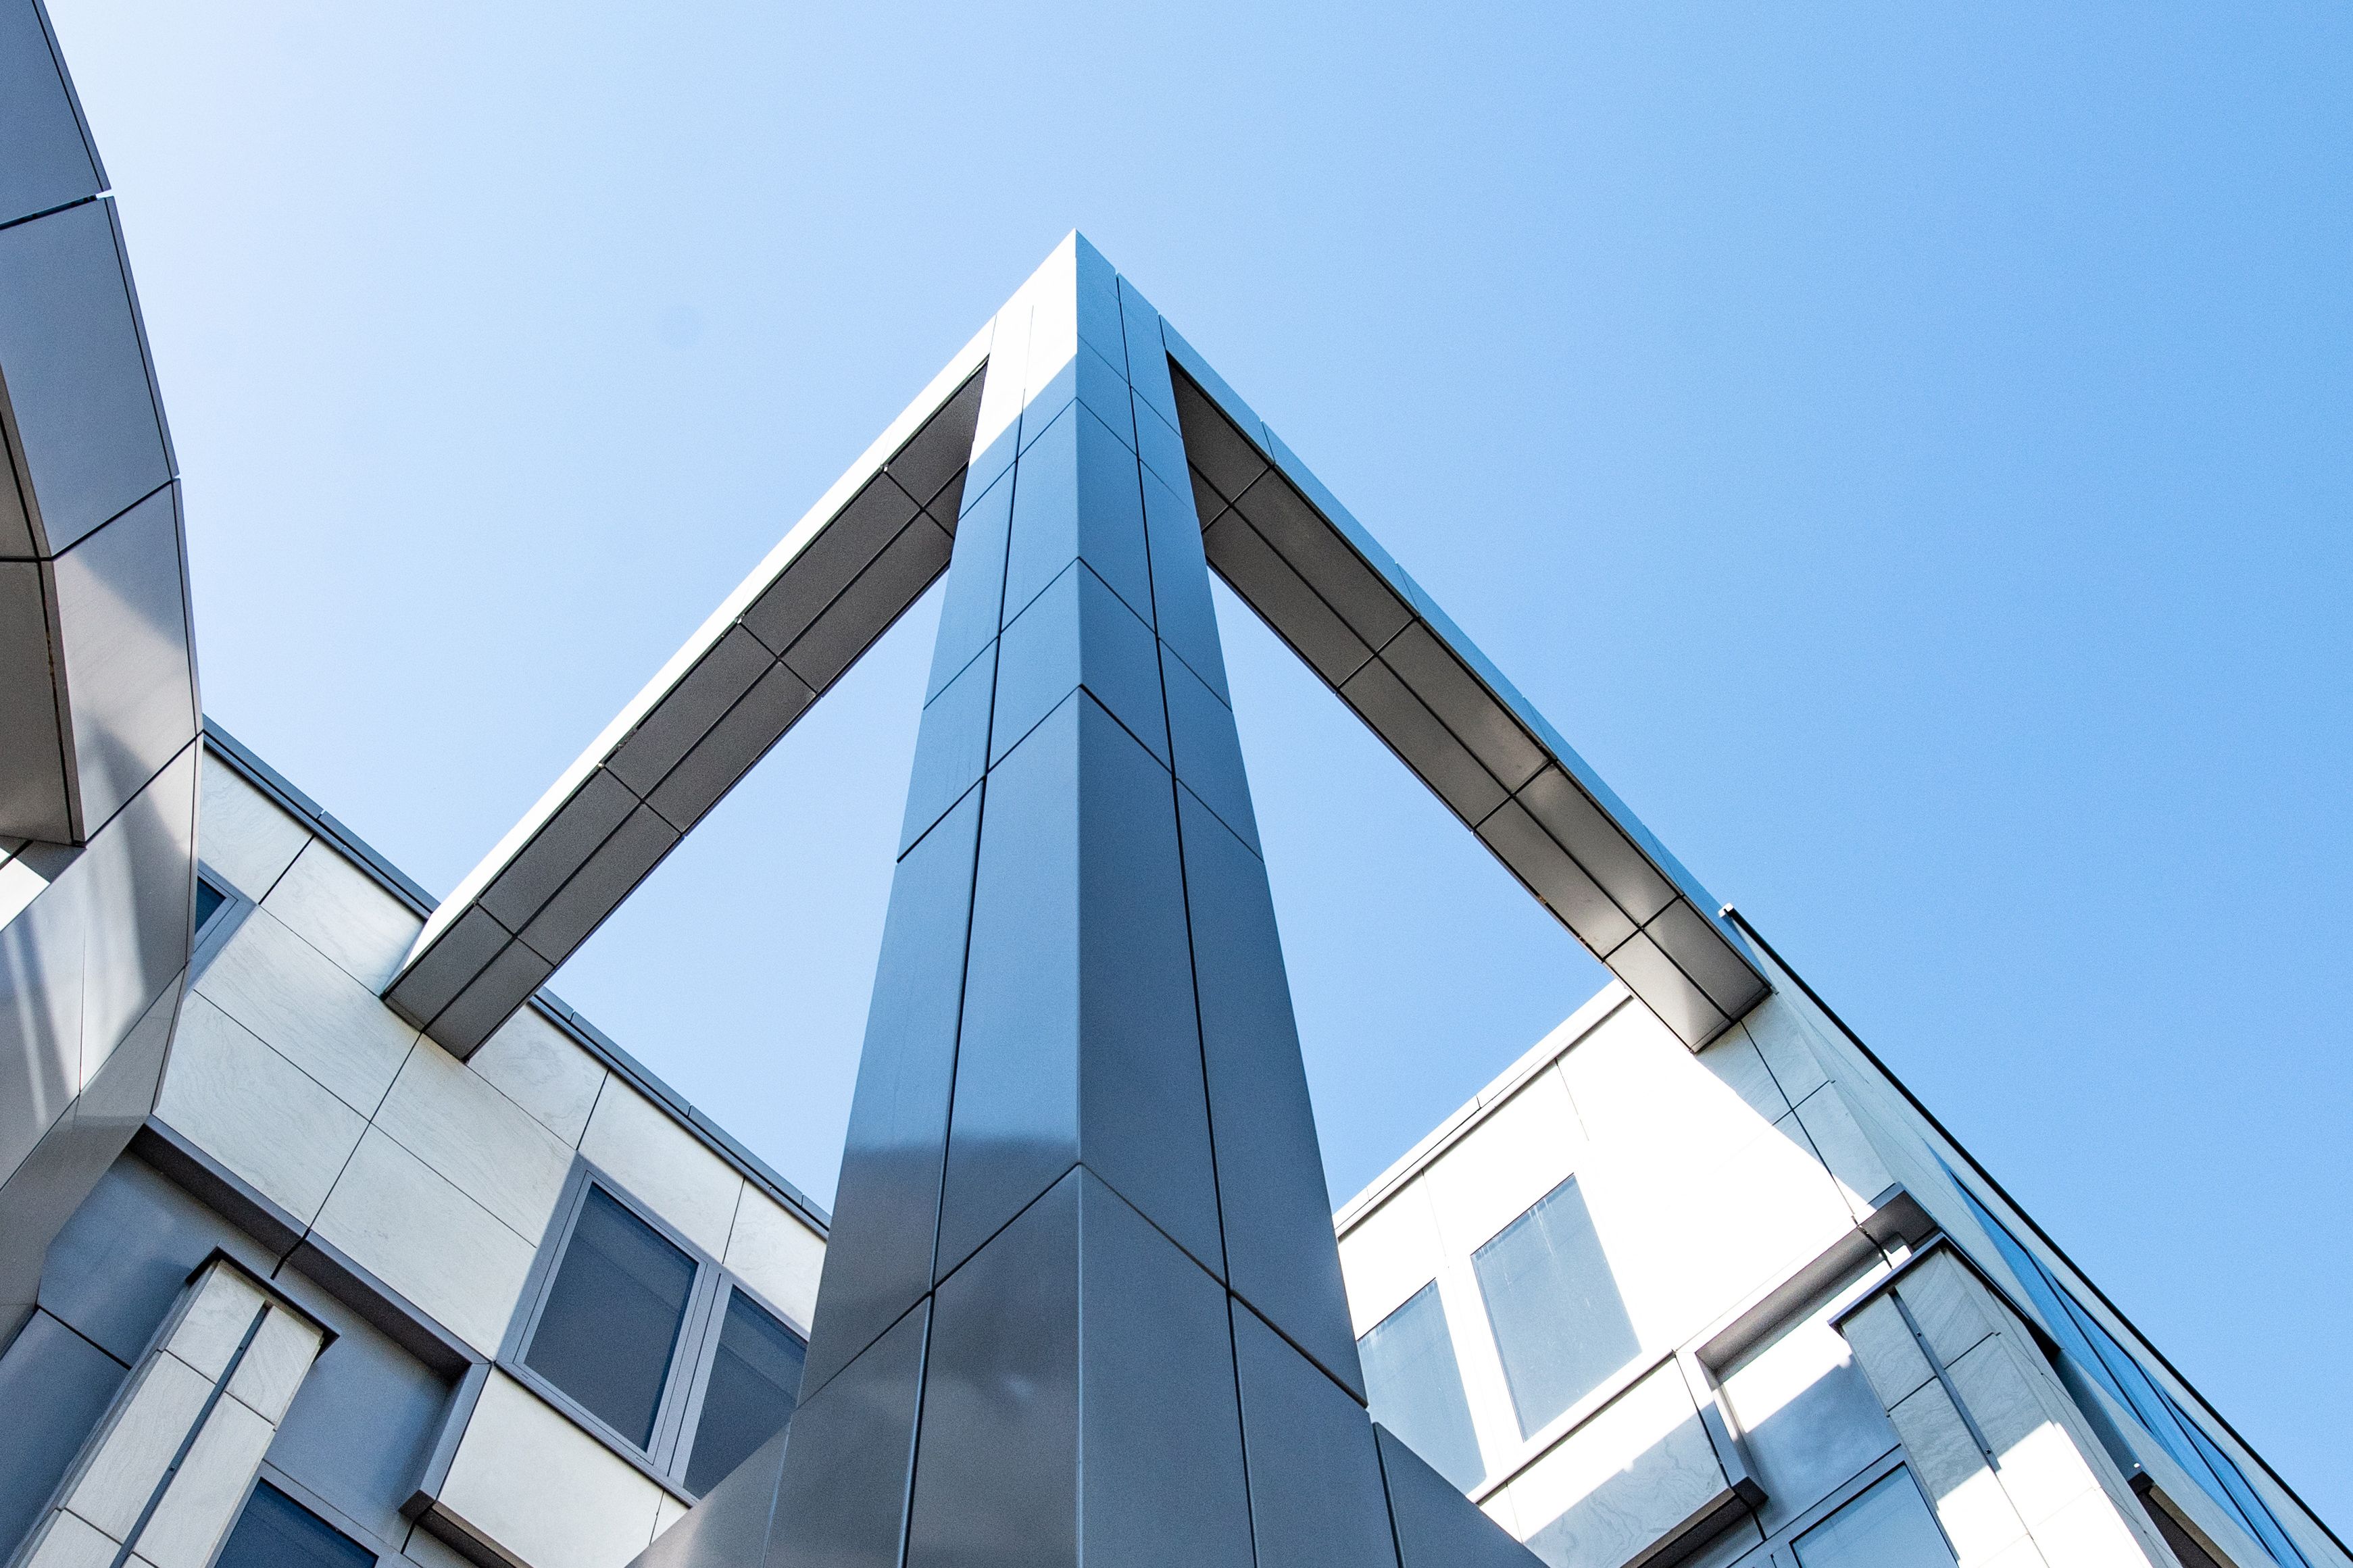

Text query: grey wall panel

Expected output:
[803,790,981,1397]
[925,470,1012,703]
[1373,1425,1543,1568]
[0,199,170,554]
[1137,460,1227,701]
[50,486,195,833]
[1233,1303,1400,1568]
[643,663,816,833]
[76,741,196,1058]
[0,847,86,1190]
[905,1173,1079,1568]
[774,516,951,694]
[267,1307,451,1546]
[0,560,70,840]
[0,0,103,229]
[988,563,1165,768]
[1161,646,1258,853]
[741,476,923,657]
[0,1309,126,1560]
[895,653,991,858]
[1002,406,1152,629]
[1075,1174,1254,1568]
[641,1423,788,1568]
[1176,789,1362,1399]
[763,1303,929,1568]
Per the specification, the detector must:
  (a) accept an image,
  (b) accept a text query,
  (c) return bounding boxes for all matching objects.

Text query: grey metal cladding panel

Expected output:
[1071,697,1220,1275]
[922,467,968,536]
[0,0,103,227]
[1512,765,1676,927]
[1140,463,1228,703]
[1339,657,1509,825]
[518,803,679,962]
[1000,406,1081,626]
[780,515,952,694]
[1474,799,1637,958]
[1232,1303,1400,1568]
[476,769,638,932]
[1378,624,1545,794]
[1373,1425,1543,1568]
[907,1173,1081,1568]
[633,1423,787,1568]
[1605,928,1728,1048]
[51,486,195,833]
[605,626,773,797]
[1189,469,1229,533]
[0,199,170,552]
[1176,792,1363,1398]
[382,904,509,1028]
[1131,392,1189,494]
[1642,899,1768,1019]
[1168,369,1267,506]
[991,563,1166,769]
[1003,404,1154,630]
[1202,513,1374,687]
[0,559,70,842]
[937,697,1083,1279]
[78,741,194,1051]
[1074,342,1135,449]
[0,1311,124,1553]
[1075,1173,1254,1568]
[926,468,1012,702]
[806,790,982,1396]
[766,1300,929,1568]
[1231,474,1412,651]
[425,937,555,1057]
[0,861,80,1194]
[1161,647,1257,854]
[645,661,817,832]
[1073,237,1126,372]
[883,369,986,521]
[740,472,921,656]
[898,649,993,858]
[1116,279,1179,430]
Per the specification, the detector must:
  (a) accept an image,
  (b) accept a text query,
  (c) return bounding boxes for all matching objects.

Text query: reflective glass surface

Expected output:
[1791,1471,1952,1567]
[1470,1176,1638,1437]
[526,1186,695,1448]
[193,876,228,934]
[687,1290,807,1495]
[215,1482,376,1568]
[1359,1284,1481,1490]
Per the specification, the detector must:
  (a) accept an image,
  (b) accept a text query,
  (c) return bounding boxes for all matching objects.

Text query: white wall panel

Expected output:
[439,1371,666,1568]
[312,1130,535,1353]
[374,1038,574,1240]
[195,753,308,899]
[260,840,424,991]
[579,1085,743,1257]
[153,994,365,1222]
[192,907,417,1116]
[722,1188,824,1330]
[469,1009,608,1148]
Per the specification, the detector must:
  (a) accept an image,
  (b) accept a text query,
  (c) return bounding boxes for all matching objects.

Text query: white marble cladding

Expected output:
[12,1258,326,1568]
[145,749,828,1568]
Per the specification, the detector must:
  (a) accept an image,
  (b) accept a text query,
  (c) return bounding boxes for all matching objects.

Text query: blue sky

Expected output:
[49,0,2351,1522]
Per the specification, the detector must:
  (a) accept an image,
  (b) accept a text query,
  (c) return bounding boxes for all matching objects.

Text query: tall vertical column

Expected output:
[768,236,1389,1568]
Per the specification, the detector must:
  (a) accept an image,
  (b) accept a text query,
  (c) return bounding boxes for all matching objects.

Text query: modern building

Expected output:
[0,9,2340,1568]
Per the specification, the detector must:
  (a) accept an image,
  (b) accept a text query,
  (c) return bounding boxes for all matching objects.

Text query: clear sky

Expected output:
[47,0,2351,1524]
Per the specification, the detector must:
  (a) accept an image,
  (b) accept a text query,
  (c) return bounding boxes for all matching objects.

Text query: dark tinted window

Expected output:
[685,1289,806,1494]
[526,1187,696,1447]
[1471,1175,1638,1436]
[194,877,229,933]
[215,1482,375,1568]
[1359,1282,1482,1490]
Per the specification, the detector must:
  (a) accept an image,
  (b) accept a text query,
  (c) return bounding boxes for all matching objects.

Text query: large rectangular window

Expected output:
[1792,1470,1953,1568]
[684,1287,807,1495]
[1471,1175,1639,1438]
[1359,1282,1483,1490]
[524,1185,698,1448]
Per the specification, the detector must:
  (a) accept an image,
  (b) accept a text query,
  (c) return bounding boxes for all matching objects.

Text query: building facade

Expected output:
[0,8,2342,1568]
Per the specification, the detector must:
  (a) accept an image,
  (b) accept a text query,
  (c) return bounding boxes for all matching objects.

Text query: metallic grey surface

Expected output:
[906,1173,1079,1568]
[803,790,981,1396]
[988,562,1166,767]
[897,652,993,859]
[50,486,197,832]
[644,663,817,832]
[764,1303,929,1568]
[0,1308,126,1554]
[641,1425,788,1568]
[0,558,71,846]
[774,514,951,692]
[0,198,170,555]
[925,470,1012,703]
[1233,1303,1401,1568]
[1162,646,1258,853]
[1138,459,1228,701]
[1373,1425,1544,1568]
[1177,788,1361,1396]
[1001,404,1153,628]
[606,628,775,798]
[0,0,103,230]
[742,476,923,656]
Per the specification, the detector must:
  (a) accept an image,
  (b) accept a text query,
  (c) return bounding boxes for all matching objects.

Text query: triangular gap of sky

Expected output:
[549,567,1609,1216]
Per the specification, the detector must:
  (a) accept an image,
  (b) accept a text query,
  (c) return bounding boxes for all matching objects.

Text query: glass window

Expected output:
[685,1288,808,1495]
[1470,1175,1639,1437]
[215,1482,376,1568]
[1792,1470,1952,1567]
[194,876,230,934]
[1358,1282,1483,1490]
[525,1186,697,1448]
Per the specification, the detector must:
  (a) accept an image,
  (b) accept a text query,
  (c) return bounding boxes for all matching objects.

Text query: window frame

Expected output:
[501,1160,803,1496]
[189,859,256,980]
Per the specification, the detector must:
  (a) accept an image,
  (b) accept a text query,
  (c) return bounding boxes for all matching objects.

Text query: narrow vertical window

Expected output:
[1358,1282,1482,1490]
[525,1186,697,1448]
[685,1289,808,1495]
[214,1482,376,1568]
[1470,1175,1638,1437]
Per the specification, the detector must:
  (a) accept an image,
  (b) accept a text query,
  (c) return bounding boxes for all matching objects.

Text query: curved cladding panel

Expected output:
[0,0,201,1342]
[1160,355,1765,1048]
[385,355,989,1057]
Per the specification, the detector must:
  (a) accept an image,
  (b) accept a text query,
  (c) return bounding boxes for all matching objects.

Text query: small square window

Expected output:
[194,876,230,934]
[684,1287,807,1495]
[215,1482,375,1568]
